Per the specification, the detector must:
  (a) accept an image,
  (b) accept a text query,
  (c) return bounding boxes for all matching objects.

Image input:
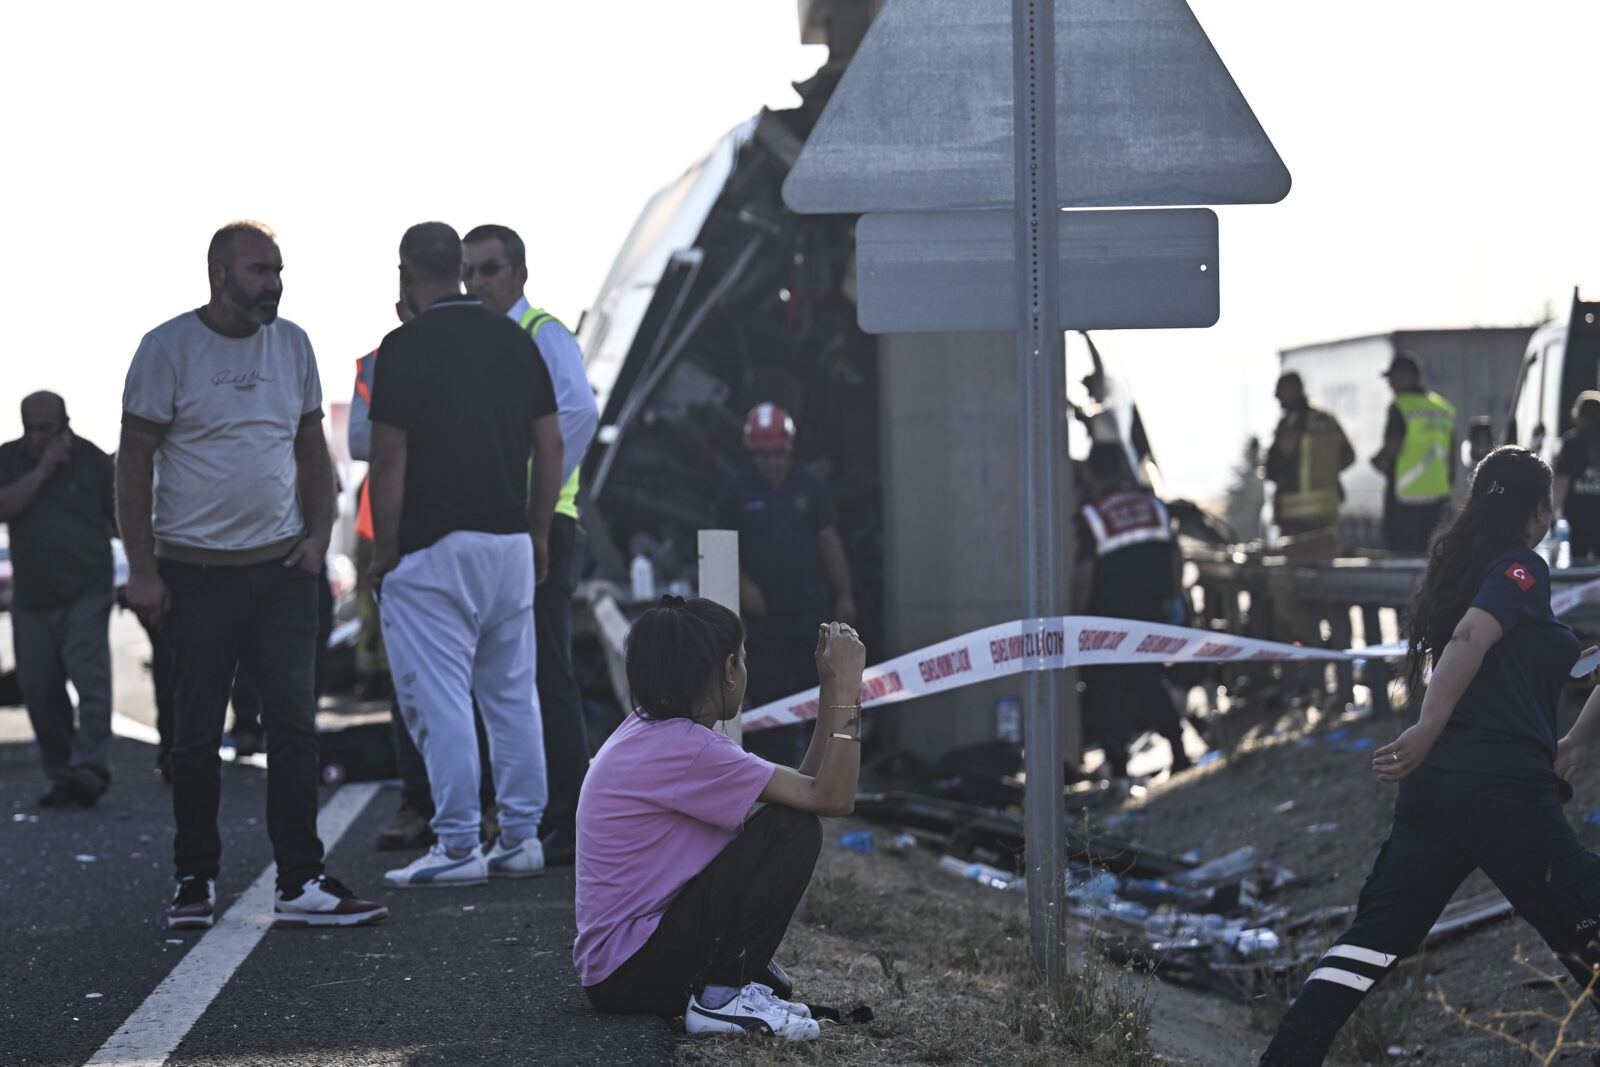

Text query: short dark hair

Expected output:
[208,220,277,265]
[625,597,745,723]
[399,222,462,286]
[1086,441,1128,481]
[1276,371,1303,392]
[462,224,526,271]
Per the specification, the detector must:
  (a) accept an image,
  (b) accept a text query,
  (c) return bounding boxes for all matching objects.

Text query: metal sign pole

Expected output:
[1014,0,1068,987]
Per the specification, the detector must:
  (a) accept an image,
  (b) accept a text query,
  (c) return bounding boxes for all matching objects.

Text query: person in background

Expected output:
[711,403,855,763]
[0,392,117,807]
[575,597,864,1041]
[118,220,385,929]
[1073,441,1192,779]
[369,222,563,888]
[1371,351,1456,554]
[1553,390,1600,563]
[462,223,599,868]
[1260,447,1600,1064]
[1265,372,1355,539]
[348,296,441,853]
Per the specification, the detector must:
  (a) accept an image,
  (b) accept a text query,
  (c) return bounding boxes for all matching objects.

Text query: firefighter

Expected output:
[1265,372,1355,539]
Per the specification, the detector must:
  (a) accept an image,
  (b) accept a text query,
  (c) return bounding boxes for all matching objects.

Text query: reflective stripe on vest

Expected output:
[520,307,581,520]
[1393,391,1455,504]
[1277,411,1344,525]
[1080,490,1172,555]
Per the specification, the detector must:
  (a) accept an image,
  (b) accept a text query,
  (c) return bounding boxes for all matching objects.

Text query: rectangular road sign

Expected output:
[854,208,1218,334]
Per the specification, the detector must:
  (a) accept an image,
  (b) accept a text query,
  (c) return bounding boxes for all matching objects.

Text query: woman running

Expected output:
[1262,446,1600,1064]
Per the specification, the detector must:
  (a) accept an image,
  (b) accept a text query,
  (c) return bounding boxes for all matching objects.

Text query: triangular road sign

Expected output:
[783,0,1290,214]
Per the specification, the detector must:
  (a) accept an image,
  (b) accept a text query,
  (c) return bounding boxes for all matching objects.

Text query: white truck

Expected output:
[1275,292,1600,549]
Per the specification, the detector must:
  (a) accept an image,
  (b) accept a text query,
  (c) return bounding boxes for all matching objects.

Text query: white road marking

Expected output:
[111,712,161,746]
[85,781,381,1066]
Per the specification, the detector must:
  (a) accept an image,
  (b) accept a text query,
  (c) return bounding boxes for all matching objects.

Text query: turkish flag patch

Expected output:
[1505,563,1535,592]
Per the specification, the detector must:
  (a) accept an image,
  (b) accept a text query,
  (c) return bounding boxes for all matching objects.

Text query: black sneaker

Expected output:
[39,782,77,808]
[274,875,387,927]
[168,876,217,929]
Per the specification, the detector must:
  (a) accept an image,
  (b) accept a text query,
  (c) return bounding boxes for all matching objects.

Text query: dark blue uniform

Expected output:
[1264,548,1600,1064]
[713,465,839,760]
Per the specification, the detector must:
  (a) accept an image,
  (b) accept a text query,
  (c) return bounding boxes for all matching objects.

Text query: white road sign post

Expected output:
[781,0,1289,985]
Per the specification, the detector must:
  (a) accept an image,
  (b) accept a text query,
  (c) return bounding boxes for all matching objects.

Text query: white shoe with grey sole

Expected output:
[486,835,546,878]
[383,844,488,888]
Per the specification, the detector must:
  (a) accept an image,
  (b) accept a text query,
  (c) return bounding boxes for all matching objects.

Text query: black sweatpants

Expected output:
[584,803,822,1017]
[1263,764,1600,1065]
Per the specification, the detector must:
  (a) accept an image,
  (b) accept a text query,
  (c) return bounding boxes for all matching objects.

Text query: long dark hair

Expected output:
[625,596,745,723]
[1402,446,1551,698]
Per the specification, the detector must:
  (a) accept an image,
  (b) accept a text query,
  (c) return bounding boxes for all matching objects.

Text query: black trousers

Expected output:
[536,514,588,836]
[1382,500,1445,555]
[744,609,828,766]
[584,803,822,1017]
[1263,764,1600,1065]
[159,557,325,893]
[1082,662,1186,776]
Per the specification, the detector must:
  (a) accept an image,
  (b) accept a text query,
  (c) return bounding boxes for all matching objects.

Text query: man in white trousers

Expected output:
[368,221,564,886]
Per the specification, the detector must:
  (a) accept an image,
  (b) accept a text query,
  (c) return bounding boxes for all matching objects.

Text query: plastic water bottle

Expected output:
[629,554,656,602]
[1556,517,1572,569]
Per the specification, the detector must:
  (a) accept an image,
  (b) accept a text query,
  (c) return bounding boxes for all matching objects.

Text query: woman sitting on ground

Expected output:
[573,595,865,1041]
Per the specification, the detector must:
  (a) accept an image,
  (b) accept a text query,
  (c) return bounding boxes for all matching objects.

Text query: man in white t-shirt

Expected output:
[117,220,386,930]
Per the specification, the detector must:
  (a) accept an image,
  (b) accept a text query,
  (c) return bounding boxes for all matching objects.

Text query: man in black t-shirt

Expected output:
[1554,391,1600,561]
[0,392,117,807]
[368,222,564,887]
[1073,443,1190,779]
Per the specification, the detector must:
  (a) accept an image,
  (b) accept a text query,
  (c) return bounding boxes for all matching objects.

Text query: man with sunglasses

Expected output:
[460,224,598,868]
[0,392,117,807]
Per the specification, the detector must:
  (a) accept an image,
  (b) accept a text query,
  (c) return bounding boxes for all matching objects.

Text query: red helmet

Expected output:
[743,403,795,450]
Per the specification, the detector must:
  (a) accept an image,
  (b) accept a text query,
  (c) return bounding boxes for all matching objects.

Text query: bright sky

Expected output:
[3,1,1596,506]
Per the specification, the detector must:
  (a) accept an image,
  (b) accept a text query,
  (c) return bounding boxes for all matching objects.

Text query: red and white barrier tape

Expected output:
[741,574,1600,732]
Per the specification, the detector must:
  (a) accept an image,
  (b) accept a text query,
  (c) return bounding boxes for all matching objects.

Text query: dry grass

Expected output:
[674,829,1159,1067]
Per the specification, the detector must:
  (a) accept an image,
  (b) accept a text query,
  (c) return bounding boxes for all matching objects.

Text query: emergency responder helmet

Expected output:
[743,403,795,450]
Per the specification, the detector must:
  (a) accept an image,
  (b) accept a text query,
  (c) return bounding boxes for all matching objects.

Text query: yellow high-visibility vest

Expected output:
[520,307,581,520]
[1393,391,1456,505]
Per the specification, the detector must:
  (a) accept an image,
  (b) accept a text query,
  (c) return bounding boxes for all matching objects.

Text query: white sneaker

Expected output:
[750,982,811,1019]
[383,844,488,888]
[685,983,822,1040]
[273,875,387,927]
[485,835,546,878]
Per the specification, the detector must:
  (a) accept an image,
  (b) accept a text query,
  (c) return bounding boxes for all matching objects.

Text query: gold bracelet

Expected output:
[830,732,861,742]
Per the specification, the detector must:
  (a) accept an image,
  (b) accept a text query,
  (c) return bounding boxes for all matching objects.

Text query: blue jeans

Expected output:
[159,556,325,892]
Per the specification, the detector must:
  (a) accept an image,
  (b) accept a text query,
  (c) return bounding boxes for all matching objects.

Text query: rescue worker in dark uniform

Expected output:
[1371,351,1456,553]
[712,403,855,763]
[1073,442,1191,779]
[1553,390,1600,562]
[1262,446,1600,1065]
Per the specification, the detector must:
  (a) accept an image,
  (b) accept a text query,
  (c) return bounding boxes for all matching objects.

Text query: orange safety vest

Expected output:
[354,351,376,540]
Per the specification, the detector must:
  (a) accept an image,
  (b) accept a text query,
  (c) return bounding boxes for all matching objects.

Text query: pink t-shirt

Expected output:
[573,713,777,986]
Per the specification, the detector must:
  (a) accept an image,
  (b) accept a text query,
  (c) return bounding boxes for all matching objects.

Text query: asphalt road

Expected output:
[0,610,672,1067]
